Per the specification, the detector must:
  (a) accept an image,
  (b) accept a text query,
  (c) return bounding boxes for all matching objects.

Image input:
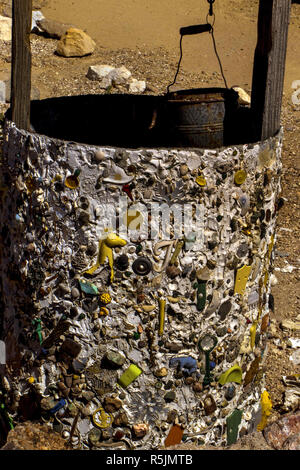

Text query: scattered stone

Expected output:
[132,423,149,438]
[60,338,82,358]
[154,367,168,378]
[31,10,44,33]
[103,397,122,413]
[71,287,80,299]
[109,66,131,85]
[1,422,69,450]
[166,265,181,279]
[264,411,300,450]
[0,15,11,41]
[192,382,203,393]
[232,86,251,105]
[56,28,96,57]
[180,164,189,176]
[164,391,176,402]
[104,351,126,368]
[88,428,101,446]
[36,18,74,39]
[128,79,146,94]
[203,395,217,415]
[280,319,300,331]
[86,64,115,82]
[113,411,129,427]
[3,78,40,103]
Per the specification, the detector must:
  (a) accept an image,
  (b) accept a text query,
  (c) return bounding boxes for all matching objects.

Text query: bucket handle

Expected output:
[166,23,212,95]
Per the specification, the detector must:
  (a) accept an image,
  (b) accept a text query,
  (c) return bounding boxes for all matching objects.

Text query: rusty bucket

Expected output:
[166,87,238,148]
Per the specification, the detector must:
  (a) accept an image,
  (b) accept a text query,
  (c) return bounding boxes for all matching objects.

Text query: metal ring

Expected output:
[206,13,216,28]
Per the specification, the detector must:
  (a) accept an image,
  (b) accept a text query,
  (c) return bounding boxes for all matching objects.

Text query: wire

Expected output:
[210,27,228,89]
[167,34,183,94]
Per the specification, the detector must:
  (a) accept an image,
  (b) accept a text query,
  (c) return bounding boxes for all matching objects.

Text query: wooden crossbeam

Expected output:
[251,0,292,141]
[11,0,32,131]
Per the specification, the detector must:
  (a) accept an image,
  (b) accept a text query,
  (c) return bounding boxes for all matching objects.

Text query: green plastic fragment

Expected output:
[79,280,99,295]
[218,364,243,385]
[226,409,243,446]
[32,319,43,345]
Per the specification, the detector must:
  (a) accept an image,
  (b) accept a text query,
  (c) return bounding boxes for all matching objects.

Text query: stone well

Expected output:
[0,94,283,449]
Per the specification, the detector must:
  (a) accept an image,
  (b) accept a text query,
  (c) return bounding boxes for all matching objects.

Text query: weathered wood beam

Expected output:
[251,0,291,141]
[11,0,32,131]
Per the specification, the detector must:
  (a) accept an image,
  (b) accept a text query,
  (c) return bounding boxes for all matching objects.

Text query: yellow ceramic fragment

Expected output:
[257,391,272,431]
[158,298,166,336]
[84,232,127,283]
[218,364,243,385]
[234,265,252,295]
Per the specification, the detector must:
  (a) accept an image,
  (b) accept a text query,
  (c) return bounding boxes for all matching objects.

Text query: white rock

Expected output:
[232,86,251,106]
[270,273,278,285]
[99,76,113,90]
[109,66,131,85]
[86,64,115,82]
[129,79,146,94]
[31,10,45,33]
[0,15,12,41]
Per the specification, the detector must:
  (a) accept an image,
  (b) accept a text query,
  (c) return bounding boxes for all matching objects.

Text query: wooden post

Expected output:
[251,0,291,141]
[11,0,32,131]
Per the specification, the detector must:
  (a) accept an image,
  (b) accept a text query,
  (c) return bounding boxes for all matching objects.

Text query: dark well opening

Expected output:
[8,88,254,149]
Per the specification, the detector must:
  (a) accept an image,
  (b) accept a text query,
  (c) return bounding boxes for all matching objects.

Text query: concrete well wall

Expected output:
[0,119,283,449]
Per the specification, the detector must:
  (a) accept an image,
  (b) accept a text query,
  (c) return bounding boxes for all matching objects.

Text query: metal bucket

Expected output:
[166,87,238,148]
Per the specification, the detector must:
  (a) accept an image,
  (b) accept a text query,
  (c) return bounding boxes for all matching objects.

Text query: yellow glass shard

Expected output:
[234,265,252,295]
[234,170,247,185]
[196,175,206,186]
[65,175,79,189]
[257,391,272,431]
[118,364,142,388]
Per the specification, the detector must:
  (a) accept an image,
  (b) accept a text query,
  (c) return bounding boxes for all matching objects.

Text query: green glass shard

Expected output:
[79,280,99,295]
[226,409,243,446]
